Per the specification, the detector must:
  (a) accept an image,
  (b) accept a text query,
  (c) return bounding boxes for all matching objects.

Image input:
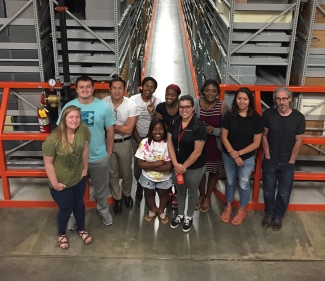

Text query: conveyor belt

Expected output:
[144,0,195,101]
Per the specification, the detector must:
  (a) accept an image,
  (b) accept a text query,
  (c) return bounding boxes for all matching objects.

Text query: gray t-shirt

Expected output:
[263,108,305,163]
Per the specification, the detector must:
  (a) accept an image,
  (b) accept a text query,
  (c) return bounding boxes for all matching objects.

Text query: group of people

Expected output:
[42,75,305,249]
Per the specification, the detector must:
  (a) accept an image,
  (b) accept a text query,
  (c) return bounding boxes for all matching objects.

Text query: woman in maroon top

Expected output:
[194,79,227,212]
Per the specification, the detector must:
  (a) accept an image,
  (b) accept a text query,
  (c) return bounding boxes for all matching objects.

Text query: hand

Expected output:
[288,160,295,164]
[153,160,165,167]
[206,125,214,135]
[53,183,66,191]
[81,169,88,177]
[235,157,244,166]
[174,163,186,174]
[147,98,156,115]
[229,150,240,159]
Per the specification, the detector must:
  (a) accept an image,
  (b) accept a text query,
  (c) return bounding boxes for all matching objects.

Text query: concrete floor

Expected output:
[1,0,325,280]
[1,194,325,281]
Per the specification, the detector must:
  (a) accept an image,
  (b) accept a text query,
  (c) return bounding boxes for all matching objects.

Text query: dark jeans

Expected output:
[50,176,87,235]
[262,158,295,220]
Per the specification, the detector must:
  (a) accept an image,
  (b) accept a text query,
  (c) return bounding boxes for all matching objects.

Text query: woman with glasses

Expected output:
[156,84,181,209]
[167,95,207,232]
[220,87,264,226]
[194,79,227,212]
[130,77,161,200]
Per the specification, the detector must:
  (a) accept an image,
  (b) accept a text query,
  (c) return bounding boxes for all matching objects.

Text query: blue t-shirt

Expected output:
[57,98,115,162]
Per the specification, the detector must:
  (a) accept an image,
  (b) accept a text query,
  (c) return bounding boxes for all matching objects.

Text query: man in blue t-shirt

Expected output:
[262,86,305,231]
[57,76,115,228]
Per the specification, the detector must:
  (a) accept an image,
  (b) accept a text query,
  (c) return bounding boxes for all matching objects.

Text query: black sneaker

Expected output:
[170,215,184,229]
[114,199,122,216]
[182,217,193,232]
[124,195,133,210]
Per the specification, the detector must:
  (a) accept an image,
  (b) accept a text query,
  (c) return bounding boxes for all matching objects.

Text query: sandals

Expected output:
[78,230,92,245]
[145,210,156,222]
[58,234,69,250]
[200,197,211,213]
[231,210,247,226]
[159,213,169,225]
[195,196,204,210]
[220,206,232,224]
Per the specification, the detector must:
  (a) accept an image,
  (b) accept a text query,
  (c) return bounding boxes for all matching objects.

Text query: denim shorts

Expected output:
[139,174,172,190]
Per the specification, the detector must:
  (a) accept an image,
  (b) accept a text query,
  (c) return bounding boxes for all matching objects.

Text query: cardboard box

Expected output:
[290,70,325,86]
[310,30,325,48]
[223,6,293,23]
[301,2,325,24]
[95,90,110,99]
[299,120,324,156]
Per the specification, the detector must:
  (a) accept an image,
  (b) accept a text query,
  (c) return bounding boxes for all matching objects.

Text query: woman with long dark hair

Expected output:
[167,95,207,232]
[135,118,172,224]
[42,105,92,249]
[220,87,264,226]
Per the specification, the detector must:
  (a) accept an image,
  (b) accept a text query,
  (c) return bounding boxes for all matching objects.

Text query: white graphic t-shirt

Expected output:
[135,138,171,182]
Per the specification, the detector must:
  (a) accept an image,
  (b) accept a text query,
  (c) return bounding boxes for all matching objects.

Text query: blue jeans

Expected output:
[262,158,295,220]
[222,153,255,208]
[50,176,87,235]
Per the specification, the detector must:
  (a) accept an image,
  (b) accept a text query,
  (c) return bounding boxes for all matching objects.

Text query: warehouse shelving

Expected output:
[181,0,301,90]
[0,0,53,82]
[50,0,153,96]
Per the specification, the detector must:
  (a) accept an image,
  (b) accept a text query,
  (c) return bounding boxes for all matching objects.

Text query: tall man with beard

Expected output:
[261,86,305,231]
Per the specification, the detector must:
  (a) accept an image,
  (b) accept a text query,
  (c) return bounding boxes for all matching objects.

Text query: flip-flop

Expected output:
[145,211,156,222]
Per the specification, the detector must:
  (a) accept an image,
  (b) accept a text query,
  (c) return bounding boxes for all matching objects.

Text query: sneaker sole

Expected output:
[67,226,77,231]
[272,226,282,231]
[262,223,271,229]
[170,224,180,229]
[182,227,192,233]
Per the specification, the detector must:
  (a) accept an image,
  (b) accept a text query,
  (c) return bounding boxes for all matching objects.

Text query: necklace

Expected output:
[166,103,178,115]
[177,122,190,153]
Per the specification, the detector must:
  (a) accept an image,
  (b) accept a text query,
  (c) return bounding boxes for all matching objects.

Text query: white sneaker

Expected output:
[98,211,113,226]
[67,215,77,231]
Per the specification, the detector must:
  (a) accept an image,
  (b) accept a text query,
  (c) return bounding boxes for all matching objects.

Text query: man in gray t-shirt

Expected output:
[261,86,305,231]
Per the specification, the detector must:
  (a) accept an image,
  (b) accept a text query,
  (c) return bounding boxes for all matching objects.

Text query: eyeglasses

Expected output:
[179,105,192,111]
[275,97,290,103]
[113,109,118,121]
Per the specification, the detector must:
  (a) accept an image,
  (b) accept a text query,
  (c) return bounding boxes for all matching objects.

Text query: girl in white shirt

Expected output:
[135,118,172,224]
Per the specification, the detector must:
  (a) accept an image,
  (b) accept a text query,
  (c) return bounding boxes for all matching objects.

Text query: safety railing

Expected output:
[218,84,325,211]
[1,82,325,210]
[0,82,110,208]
